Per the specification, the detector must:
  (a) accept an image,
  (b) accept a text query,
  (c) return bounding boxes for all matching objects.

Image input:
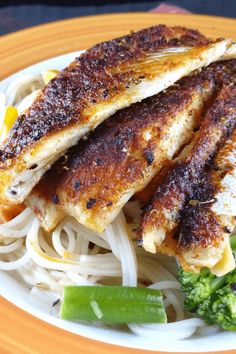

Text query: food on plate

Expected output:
[140,124,236,275]
[41,70,59,85]
[0,25,235,340]
[0,26,233,205]
[179,126,236,275]
[140,61,236,275]
[0,106,18,142]
[179,235,236,331]
[28,62,220,232]
[60,286,167,324]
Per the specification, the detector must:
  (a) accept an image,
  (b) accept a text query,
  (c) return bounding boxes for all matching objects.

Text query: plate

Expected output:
[0,13,236,354]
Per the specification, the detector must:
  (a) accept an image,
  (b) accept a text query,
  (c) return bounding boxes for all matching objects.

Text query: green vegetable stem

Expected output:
[60,286,167,324]
[179,235,236,331]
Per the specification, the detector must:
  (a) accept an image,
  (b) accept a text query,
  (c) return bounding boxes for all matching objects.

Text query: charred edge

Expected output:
[51,194,60,204]
[178,170,219,249]
[74,180,81,190]
[144,150,154,166]
[86,198,97,209]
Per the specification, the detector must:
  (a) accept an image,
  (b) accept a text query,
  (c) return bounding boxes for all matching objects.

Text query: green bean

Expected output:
[60,286,167,324]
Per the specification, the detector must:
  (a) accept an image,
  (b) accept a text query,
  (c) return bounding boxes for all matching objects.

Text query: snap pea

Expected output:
[60,286,167,324]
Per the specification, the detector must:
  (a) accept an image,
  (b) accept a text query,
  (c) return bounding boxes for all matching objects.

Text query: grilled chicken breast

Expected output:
[140,61,236,276]
[0,26,233,204]
[27,63,223,232]
[179,127,236,275]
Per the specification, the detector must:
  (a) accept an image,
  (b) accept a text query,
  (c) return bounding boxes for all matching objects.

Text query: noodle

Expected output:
[0,194,212,339]
[0,238,24,253]
[103,212,137,286]
[5,73,43,106]
[0,248,30,270]
[129,318,205,340]
[25,218,122,276]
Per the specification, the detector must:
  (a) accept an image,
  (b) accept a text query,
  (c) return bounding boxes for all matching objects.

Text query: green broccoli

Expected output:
[179,235,236,331]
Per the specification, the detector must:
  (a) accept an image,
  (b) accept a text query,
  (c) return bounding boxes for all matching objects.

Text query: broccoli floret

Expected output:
[178,267,225,311]
[197,284,236,330]
[179,235,236,331]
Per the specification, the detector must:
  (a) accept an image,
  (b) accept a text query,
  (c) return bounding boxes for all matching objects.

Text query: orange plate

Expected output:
[0,13,235,354]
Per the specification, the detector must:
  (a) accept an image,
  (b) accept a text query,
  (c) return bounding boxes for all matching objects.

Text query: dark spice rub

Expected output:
[0,25,210,162]
[140,60,236,274]
[0,25,230,205]
[179,126,236,251]
[28,61,221,232]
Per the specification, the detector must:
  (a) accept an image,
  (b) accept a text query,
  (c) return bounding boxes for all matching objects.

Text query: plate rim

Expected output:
[1,12,236,41]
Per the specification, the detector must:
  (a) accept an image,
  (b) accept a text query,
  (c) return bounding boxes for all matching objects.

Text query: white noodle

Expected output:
[52,220,76,256]
[38,232,58,257]
[0,249,30,270]
[66,272,97,286]
[69,219,111,250]
[129,318,205,340]
[149,281,181,290]
[103,211,137,286]
[28,287,60,313]
[17,90,40,114]
[5,74,43,106]
[0,205,208,339]
[0,238,23,253]
[26,218,121,276]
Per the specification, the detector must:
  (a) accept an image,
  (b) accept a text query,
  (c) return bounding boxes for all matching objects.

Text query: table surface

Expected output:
[0,12,236,354]
[0,0,236,35]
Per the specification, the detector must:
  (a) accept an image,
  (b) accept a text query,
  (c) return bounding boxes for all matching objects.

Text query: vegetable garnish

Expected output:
[42,70,59,85]
[179,235,236,331]
[0,106,18,141]
[60,286,167,324]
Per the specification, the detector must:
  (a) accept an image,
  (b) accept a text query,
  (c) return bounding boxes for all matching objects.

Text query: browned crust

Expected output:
[179,127,236,250]
[140,60,236,246]
[134,162,172,203]
[0,25,210,163]
[30,60,224,215]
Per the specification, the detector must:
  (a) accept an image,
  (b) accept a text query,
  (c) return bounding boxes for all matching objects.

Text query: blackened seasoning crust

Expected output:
[179,126,236,251]
[179,171,219,248]
[141,60,236,244]
[86,198,96,209]
[32,63,216,202]
[30,59,219,232]
[0,25,210,162]
[144,150,155,166]
[140,62,236,266]
[74,180,81,190]
[51,194,60,204]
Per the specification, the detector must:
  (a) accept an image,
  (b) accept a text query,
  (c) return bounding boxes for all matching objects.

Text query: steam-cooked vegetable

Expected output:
[179,235,236,330]
[60,286,167,324]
